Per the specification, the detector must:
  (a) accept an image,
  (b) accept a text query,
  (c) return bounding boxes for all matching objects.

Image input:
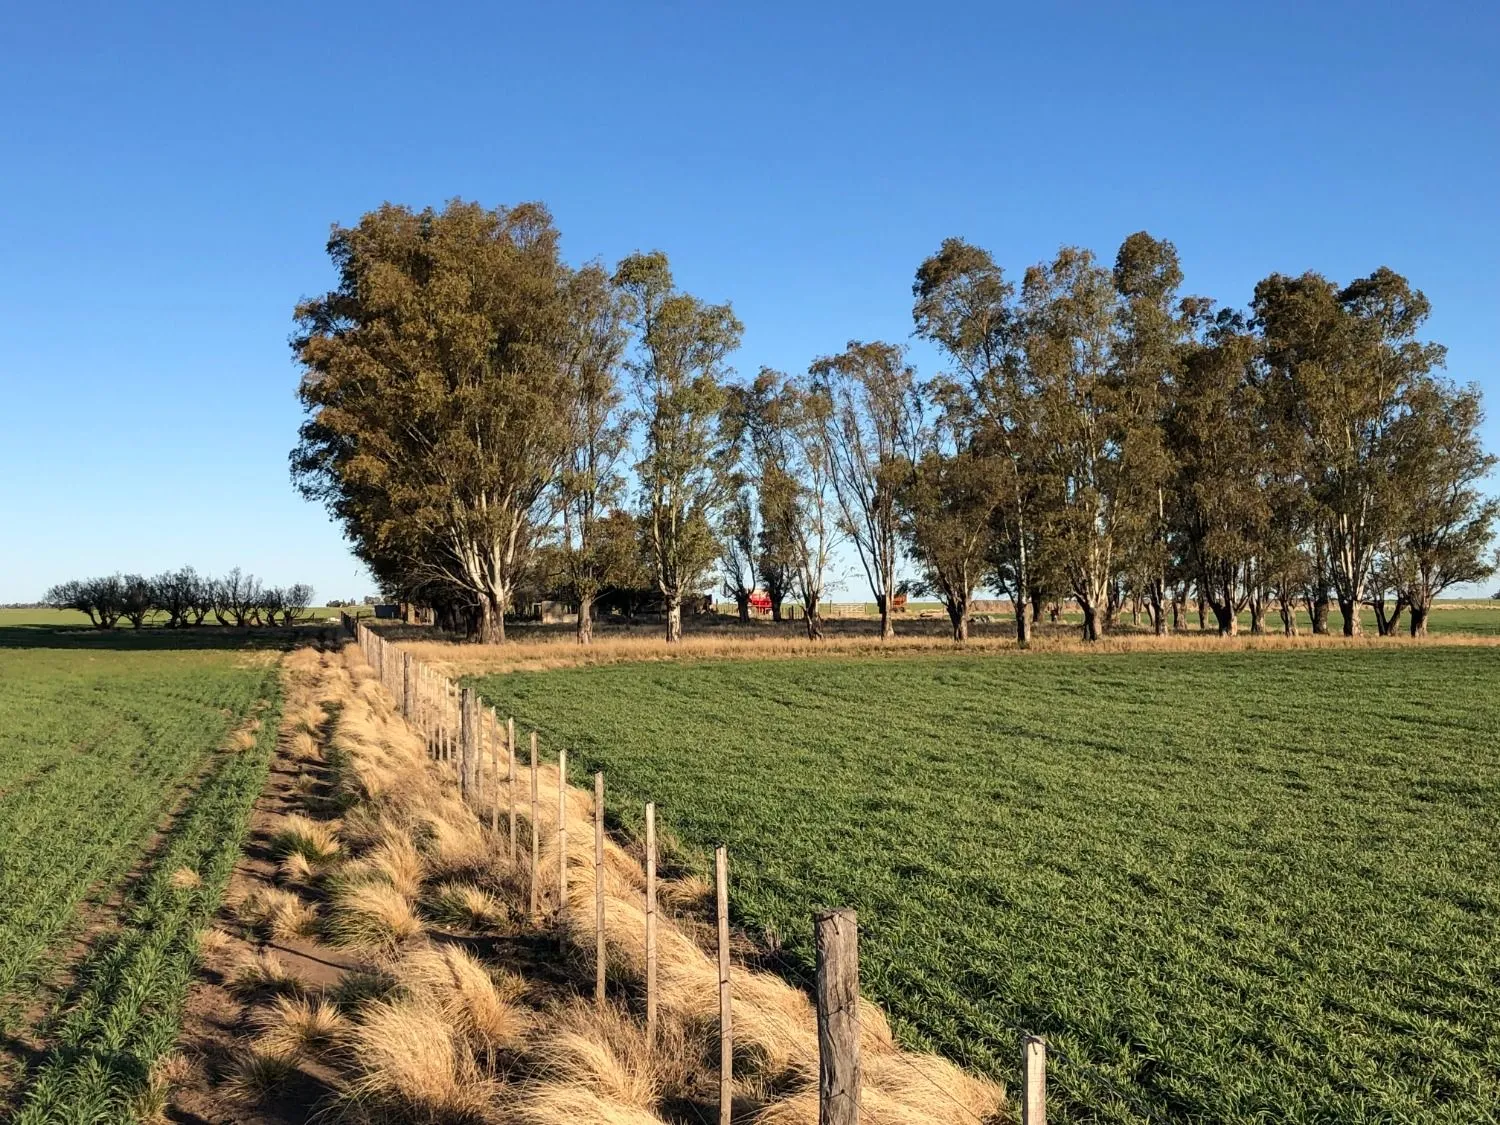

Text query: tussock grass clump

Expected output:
[658,872,711,918]
[419,810,492,878]
[524,1003,665,1111]
[863,1049,1006,1123]
[395,945,528,1054]
[326,880,424,950]
[343,834,427,898]
[194,925,235,961]
[168,865,202,890]
[222,1046,296,1104]
[424,881,507,931]
[229,949,305,1000]
[291,701,327,735]
[333,966,403,1012]
[278,851,318,886]
[126,1051,194,1125]
[235,885,320,942]
[507,1085,670,1125]
[252,993,350,1061]
[228,719,262,751]
[341,997,499,1121]
[271,812,342,865]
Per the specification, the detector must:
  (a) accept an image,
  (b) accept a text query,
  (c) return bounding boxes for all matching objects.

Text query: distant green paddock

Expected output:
[474,646,1500,1123]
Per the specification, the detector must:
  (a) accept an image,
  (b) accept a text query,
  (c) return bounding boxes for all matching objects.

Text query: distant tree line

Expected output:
[292,200,1497,645]
[45,568,314,629]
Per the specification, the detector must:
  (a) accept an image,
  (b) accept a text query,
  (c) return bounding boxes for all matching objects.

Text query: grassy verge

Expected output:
[472,646,1500,1124]
[12,662,282,1124]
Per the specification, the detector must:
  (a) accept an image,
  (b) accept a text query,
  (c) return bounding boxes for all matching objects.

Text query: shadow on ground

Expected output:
[0,623,318,653]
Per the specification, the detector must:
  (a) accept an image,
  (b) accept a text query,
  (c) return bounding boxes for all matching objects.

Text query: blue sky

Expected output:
[2,1,1497,602]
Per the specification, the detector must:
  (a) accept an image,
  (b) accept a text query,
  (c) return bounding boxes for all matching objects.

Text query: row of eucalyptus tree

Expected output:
[290,200,1495,644]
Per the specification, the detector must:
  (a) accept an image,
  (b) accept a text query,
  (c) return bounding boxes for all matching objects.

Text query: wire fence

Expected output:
[342,611,1149,1123]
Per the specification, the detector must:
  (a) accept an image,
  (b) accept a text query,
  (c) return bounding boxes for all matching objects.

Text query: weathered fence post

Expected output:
[557,748,568,921]
[507,717,517,861]
[401,652,412,718]
[1022,1036,1047,1125]
[645,801,658,1046]
[529,731,540,920]
[458,687,475,797]
[716,845,731,1125]
[815,908,861,1125]
[489,707,501,833]
[594,771,606,1007]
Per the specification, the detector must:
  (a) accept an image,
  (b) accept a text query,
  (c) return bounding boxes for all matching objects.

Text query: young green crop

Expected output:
[13,668,282,1123]
[0,629,284,1105]
[473,646,1500,1124]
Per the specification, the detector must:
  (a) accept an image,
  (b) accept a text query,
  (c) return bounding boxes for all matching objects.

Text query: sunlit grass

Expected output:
[474,645,1500,1123]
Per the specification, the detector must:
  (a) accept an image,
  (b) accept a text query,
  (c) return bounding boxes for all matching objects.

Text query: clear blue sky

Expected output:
[3,1,1497,602]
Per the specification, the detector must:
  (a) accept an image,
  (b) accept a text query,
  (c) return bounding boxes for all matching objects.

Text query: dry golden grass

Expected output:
[863,1049,1007,1123]
[326,880,424,950]
[524,1003,664,1110]
[228,949,305,1000]
[126,1051,194,1125]
[507,1084,670,1125]
[234,885,320,942]
[222,1046,296,1104]
[194,925,234,962]
[251,994,350,1061]
[425,881,508,931]
[395,944,529,1053]
[341,996,499,1120]
[344,834,427,899]
[290,701,327,735]
[168,865,202,890]
[658,872,712,918]
[271,812,342,865]
[223,636,1008,1125]
[287,727,321,760]
[278,851,318,886]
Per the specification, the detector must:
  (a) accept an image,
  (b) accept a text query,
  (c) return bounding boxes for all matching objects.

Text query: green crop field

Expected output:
[0,625,283,1119]
[474,647,1500,1123]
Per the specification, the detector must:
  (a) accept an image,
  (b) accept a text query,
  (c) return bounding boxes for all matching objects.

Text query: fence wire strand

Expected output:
[351,616,1177,1125]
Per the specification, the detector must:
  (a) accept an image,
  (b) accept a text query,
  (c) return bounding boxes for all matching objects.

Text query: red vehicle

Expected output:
[749,591,773,615]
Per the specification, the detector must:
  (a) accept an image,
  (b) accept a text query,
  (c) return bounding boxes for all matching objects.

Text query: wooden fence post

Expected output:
[1022,1036,1047,1125]
[645,802,658,1046]
[716,845,731,1125]
[507,717,517,861]
[458,687,474,797]
[594,771,606,1007]
[815,908,861,1125]
[489,708,501,833]
[529,731,540,920]
[557,748,568,921]
[401,652,412,718]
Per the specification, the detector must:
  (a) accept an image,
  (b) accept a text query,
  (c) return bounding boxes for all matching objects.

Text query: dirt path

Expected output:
[167,684,359,1123]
